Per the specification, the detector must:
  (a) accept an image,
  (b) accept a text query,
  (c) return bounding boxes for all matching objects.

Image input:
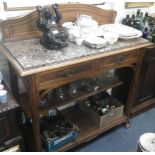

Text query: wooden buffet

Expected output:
[0,3,155,152]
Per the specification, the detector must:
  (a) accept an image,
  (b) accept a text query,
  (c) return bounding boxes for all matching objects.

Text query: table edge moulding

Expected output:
[0,3,154,152]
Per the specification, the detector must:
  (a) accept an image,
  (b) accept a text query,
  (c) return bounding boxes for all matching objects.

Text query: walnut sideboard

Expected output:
[0,3,154,152]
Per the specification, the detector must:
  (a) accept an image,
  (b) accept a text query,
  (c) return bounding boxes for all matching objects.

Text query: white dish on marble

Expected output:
[84,36,107,48]
[96,28,118,45]
[77,14,98,28]
[99,24,142,40]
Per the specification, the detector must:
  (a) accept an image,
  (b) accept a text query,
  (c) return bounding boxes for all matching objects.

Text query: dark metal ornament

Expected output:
[55,86,68,100]
[68,83,79,98]
[36,4,68,50]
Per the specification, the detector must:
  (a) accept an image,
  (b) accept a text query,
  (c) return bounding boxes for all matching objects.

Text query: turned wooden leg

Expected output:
[28,75,41,152]
[125,119,131,128]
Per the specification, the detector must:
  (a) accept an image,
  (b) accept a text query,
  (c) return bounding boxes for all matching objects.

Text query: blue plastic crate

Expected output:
[42,130,78,151]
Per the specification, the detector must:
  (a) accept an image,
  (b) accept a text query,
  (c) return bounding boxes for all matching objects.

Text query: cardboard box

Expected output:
[80,97,124,128]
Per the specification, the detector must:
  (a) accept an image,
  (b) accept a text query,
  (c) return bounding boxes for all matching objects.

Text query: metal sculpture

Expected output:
[36,4,68,49]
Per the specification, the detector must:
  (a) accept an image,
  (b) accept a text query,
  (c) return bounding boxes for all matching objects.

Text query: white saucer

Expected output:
[99,24,142,40]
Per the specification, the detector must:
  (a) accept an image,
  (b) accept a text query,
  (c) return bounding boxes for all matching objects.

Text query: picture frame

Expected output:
[3,1,105,11]
[125,2,154,8]
[3,2,36,11]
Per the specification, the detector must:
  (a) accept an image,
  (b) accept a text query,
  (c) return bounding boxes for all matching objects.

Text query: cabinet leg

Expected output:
[31,109,41,151]
[125,119,131,128]
[28,76,41,152]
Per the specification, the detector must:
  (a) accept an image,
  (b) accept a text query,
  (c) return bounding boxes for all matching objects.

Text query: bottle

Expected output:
[135,9,141,29]
[143,12,149,28]
[122,15,130,26]
[140,12,144,31]
[130,14,135,28]
[0,71,3,83]
[142,27,150,39]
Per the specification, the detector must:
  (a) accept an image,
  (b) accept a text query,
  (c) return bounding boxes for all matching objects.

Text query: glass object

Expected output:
[0,90,7,104]
[55,86,68,100]
[68,83,79,98]
[0,71,3,83]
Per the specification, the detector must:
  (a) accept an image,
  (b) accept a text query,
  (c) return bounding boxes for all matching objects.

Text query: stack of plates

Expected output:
[76,14,99,38]
[99,24,142,40]
[83,36,107,49]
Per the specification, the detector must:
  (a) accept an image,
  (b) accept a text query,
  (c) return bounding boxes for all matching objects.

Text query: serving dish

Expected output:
[83,36,107,49]
[99,24,142,40]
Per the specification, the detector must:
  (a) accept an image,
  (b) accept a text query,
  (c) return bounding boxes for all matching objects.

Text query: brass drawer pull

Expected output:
[60,68,80,78]
[61,70,73,78]
[114,55,126,64]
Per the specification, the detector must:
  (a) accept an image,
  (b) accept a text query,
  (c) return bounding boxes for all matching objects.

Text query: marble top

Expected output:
[3,38,149,70]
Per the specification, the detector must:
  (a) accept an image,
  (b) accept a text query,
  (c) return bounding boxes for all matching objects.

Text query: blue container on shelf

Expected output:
[42,130,78,151]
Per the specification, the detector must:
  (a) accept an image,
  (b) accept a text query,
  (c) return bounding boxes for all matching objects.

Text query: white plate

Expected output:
[119,29,142,40]
[84,36,107,48]
[99,24,142,40]
[119,33,142,40]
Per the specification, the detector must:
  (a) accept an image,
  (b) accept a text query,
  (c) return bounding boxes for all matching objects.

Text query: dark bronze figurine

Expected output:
[36,4,68,50]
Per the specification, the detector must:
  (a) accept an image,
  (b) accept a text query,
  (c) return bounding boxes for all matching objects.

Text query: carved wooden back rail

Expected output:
[1,3,117,42]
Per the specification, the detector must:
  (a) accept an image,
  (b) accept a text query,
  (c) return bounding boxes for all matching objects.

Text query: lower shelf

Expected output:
[51,106,128,152]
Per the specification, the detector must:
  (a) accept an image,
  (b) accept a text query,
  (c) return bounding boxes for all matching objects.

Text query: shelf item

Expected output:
[40,111,78,152]
[18,78,123,118]
[40,73,122,107]
[42,130,78,152]
[40,70,117,106]
[89,92,110,110]
[57,105,128,152]
[79,96,124,128]
[41,78,123,114]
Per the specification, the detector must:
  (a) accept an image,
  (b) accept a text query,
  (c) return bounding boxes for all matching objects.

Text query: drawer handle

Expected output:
[61,70,73,77]
[60,68,81,78]
[114,55,126,64]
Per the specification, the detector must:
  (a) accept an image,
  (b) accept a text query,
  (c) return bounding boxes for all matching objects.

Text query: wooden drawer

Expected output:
[97,50,138,69]
[37,61,94,85]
